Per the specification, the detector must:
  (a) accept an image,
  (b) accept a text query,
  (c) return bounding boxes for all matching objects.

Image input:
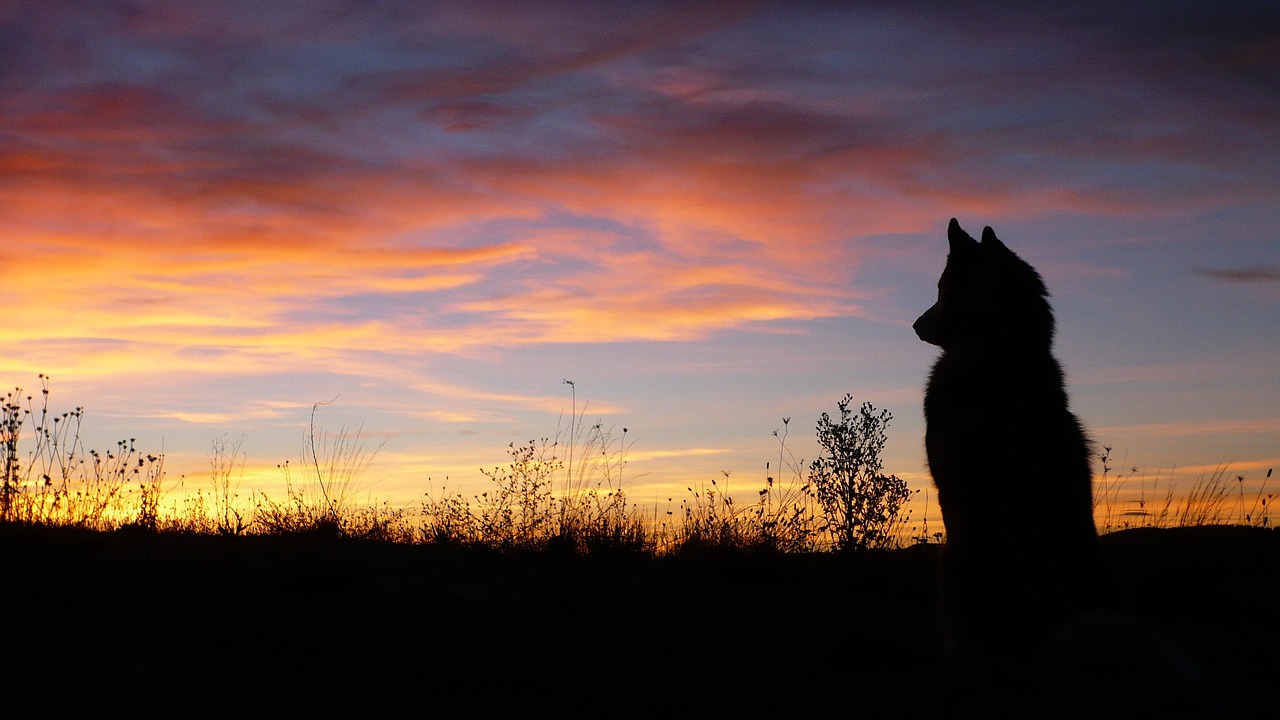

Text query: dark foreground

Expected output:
[3,525,1277,718]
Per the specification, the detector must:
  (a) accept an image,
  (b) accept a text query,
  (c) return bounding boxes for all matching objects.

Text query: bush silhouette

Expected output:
[808,395,914,551]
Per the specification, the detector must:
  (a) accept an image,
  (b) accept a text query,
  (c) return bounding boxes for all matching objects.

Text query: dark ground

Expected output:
[2,524,1276,718]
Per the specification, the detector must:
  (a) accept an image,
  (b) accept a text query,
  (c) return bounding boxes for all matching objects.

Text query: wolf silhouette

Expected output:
[914,219,1112,657]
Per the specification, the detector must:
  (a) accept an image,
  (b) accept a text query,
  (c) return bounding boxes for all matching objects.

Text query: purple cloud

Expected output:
[1197,266,1280,284]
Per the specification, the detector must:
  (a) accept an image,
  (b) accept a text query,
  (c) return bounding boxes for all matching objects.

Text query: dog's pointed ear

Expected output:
[948,218,977,253]
[980,226,1007,251]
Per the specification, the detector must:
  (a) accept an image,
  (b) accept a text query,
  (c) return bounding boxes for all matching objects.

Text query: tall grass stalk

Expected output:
[256,401,392,538]
[210,435,249,535]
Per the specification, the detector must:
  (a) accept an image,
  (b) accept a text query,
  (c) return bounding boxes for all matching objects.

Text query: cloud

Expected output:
[3,0,1278,387]
[1095,418,1280,439]
[625,447,728,461]
[159,408,290,425]
[1196,266,1280,284]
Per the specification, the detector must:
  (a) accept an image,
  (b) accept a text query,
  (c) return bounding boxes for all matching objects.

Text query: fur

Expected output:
[915,218,1112,657]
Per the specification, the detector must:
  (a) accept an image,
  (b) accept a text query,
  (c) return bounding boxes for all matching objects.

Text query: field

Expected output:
[4,523,1277,718]
[4,385,1278,717]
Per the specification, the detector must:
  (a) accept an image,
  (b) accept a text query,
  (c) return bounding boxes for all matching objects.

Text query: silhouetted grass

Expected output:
[3,376,1274,557]
[1,375,164,530]
[1093,445,1275,533]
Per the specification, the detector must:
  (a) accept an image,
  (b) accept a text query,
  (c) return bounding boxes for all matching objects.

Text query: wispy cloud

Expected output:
[1095,418,1280,439]
[1196,266,1280,284]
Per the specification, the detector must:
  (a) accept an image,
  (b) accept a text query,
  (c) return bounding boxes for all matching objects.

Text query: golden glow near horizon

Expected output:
[2,3,1278,522]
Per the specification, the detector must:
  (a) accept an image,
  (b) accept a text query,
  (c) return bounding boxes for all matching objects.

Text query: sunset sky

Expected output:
[3,1,1277,518]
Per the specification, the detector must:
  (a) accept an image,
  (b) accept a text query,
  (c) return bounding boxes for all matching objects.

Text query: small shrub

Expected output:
[807,395,915,551]
[475,438,561,548]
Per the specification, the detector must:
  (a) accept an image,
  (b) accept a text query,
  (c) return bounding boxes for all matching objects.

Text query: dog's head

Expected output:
[913,218,1053,349]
